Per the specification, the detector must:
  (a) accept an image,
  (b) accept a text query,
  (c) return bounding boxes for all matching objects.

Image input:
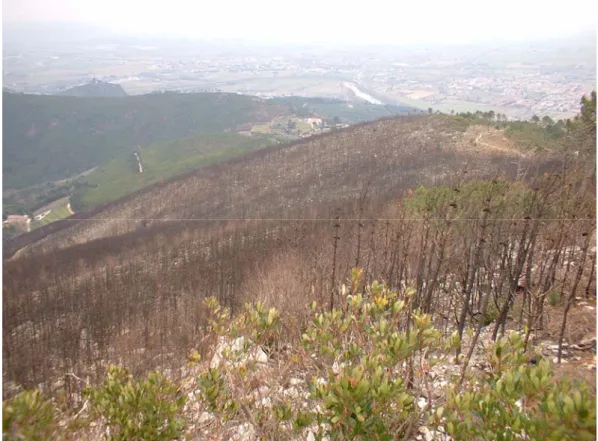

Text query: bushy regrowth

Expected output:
[439,332,596,441]
[302,277,459,441]
[197,298,282,421]
[2,390,57,441]
[197,274,596,441]
[83,365,186,441]
[406,179,534,220]
[198,270,460,441]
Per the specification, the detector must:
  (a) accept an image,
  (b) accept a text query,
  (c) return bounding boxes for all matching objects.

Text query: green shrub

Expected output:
[438,332,596,441]
[548,290,561,306]
[302,279,459,441]
[3,390,57,441]
[84,365,186,441]
[197,298,282,426]
[198,271,460,441]
[198,274,596,441]
[483,304,499,326]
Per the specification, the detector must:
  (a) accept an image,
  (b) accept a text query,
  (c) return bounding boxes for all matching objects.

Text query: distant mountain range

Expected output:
[58,79,127,97]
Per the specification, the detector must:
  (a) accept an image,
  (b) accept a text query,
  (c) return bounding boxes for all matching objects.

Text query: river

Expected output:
[342,82,383,105]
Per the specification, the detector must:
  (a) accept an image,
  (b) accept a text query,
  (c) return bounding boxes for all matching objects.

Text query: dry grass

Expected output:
[542,301,596,344]
[241,250,318,339]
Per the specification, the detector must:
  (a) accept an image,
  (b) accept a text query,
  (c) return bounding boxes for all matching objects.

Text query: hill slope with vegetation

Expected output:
[2,93,596,441]
[2,90,290,189]
[3,92,422,223]
[6,114,545,256]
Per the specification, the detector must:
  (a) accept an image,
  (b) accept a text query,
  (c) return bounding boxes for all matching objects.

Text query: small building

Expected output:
[3,214,30,233]
[6,215,28,223]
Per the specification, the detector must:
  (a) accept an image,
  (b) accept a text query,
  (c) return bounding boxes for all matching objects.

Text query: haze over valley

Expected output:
[4,25,595,120]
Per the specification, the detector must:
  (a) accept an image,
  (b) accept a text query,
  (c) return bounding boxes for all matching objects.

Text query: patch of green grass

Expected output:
[30,204,71,230]
[548,291,561,306]
[71,133,278,210]
[295,121,313,132]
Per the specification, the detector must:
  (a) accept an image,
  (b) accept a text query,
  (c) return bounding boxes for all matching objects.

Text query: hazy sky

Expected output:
[3,0,597,46]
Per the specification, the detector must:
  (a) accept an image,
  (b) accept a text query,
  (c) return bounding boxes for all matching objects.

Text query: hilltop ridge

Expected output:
[58,78,127,97]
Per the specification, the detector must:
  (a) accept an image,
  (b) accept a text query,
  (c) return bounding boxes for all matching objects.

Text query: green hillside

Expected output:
[71,132,280,210]
[3,91,290,189]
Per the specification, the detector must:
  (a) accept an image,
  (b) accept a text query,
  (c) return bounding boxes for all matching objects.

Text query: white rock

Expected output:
[417,397,428,409]
[418,426,434,441]
[210,336,268,369]
[231,423,257,441]
[198,411,213,424]
[247,346,269,365]
[230,336,246,351]
[284,387,300,399]
[332,361,345,374]
[256,385,270,396]
[289,378,303,386]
